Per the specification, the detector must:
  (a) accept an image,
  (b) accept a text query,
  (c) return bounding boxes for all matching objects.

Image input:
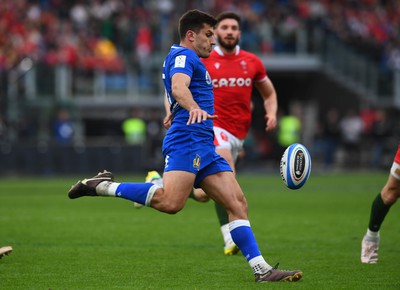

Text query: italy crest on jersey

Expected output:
[193,154,201,169]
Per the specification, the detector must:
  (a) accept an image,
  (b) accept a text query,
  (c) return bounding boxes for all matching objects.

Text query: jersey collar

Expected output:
[214,45,240,56]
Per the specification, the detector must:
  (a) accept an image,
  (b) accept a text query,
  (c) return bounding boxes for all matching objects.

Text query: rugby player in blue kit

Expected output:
[68,9,302,283]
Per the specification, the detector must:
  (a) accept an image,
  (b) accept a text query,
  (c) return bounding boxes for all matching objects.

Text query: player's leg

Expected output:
[134,171,163,208]
[214,202,239,255]
[191,127,236,202]
[200,170,302,282]
[68,170,195,214]
[193,147,240,254]
[149,170,195,213]
[361,146,400,263]
[134,167,234,256]
[192,127,237,202]
[193,129,243,254]
[214,147,240,255]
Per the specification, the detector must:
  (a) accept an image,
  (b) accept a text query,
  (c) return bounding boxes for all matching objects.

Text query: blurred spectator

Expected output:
[360,107,378,136]
[122,109,146,145]
[0,114,7,142]
[53,109,75,145]
[18,115,37,141]
[320,108,341,170]
[274,6,301,53]
[135,22,154,89]
[93,38,123,72]
[70,1,89,30]
[277,106,302,149]
[340,109,364,168]
[144,109,165,169]
[370,109,392,169]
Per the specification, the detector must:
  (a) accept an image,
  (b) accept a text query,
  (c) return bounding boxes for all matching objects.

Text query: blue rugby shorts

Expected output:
[162,130,232,188]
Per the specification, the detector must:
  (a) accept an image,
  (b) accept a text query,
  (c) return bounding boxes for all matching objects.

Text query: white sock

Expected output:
[96,182,120,196]
[249,256,272,274]
[220,223,232,244]
[366,229,380,239]
[151,178,163,187]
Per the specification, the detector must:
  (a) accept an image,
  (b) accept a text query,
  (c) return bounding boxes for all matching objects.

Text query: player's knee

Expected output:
[163,201,185,214]
[381,185,400,205]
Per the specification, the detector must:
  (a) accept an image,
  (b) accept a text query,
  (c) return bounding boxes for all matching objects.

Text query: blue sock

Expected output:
[229,220,261,261]
[116,183,154,205]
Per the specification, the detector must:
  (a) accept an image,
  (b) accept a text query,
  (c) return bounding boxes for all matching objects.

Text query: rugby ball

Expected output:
[280,143,311,190]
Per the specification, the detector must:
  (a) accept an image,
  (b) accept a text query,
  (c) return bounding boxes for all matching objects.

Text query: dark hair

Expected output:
[216,11,241,29]
[178,9,217,40]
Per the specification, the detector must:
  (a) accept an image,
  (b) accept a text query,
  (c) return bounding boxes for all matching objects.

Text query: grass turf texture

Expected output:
[0,172,399,289]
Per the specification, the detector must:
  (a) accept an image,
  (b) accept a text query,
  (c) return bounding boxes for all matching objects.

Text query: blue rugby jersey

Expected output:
[162,44,214,133]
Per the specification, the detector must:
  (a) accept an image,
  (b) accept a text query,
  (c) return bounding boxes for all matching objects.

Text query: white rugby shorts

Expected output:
[213,126,245,163]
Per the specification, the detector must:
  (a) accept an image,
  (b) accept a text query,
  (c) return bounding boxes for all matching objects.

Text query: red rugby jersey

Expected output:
[201,46,268,139]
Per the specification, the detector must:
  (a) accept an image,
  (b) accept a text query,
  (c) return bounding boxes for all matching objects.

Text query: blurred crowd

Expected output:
[318,0,400,71]
[312,106,398,171]
[1,0,399,172]
[0,0,399,73]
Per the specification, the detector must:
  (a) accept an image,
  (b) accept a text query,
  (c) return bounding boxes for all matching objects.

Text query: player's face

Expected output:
[191,24,216,58]
[215,18,240,50]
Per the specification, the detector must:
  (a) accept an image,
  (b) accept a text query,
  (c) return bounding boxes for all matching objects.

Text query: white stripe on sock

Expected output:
[229,219,250,231]
[145,184,161,206]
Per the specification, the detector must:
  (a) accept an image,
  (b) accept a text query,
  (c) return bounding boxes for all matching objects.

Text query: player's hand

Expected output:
[265,114,277,132]
[187,108,217,125]
[163,112,173,129]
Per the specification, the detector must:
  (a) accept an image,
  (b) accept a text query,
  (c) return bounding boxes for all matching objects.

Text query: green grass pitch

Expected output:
[1,172,399,289]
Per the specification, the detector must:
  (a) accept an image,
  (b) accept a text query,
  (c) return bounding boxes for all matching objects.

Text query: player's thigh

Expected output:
[216,147,235,171]
[163,170,196,203]
[200,171,248,217]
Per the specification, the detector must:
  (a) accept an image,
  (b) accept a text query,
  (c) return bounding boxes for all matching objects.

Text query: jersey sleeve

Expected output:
[169,50,197,79]
[253,55,268,83]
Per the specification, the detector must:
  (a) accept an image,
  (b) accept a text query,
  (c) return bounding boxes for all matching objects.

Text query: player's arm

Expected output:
[171,72,217,125]
[163,91,173,129]
[254,76,278,132]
